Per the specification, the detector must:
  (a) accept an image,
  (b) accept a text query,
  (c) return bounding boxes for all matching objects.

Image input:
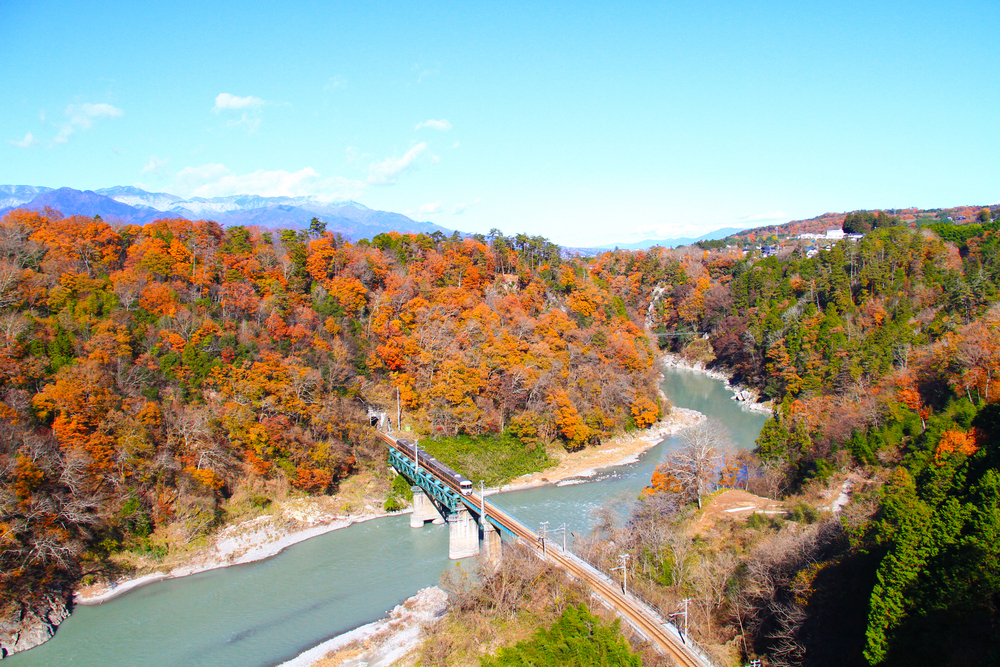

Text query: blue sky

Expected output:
[2,0,998,246]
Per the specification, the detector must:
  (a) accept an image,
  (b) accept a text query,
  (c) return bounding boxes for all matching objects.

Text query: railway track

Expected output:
[473,495,708,667]
[381,431,710,667]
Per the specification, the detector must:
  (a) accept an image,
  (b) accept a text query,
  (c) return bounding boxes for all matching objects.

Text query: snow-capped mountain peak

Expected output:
[0,185,448,241]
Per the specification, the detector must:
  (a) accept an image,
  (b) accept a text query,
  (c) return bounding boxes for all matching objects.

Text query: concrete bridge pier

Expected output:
[449,508,480,559]
[410,487,446,527]
[429,504,446,525]
[480,519,502,567]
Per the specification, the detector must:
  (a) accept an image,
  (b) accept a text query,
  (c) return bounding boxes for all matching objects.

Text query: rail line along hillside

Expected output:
[378,431,714,667]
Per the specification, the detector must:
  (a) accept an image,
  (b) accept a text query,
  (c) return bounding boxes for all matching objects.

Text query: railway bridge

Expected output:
[378,431,714,667]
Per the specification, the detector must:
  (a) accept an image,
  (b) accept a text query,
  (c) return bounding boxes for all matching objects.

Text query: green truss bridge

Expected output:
[376,431,715,667]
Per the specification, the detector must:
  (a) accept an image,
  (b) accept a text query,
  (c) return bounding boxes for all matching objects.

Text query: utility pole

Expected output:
[670,598,691,643]
[414,441,419,476]
[480,480,486,519]
[551,523,567,551]
[683,597,690,642]
[539,521,549,556]
[396,386,401,433]
[612,553,630,595]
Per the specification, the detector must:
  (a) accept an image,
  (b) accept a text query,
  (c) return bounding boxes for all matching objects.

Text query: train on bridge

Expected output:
[390,437,474,496]
[378,431,713,667]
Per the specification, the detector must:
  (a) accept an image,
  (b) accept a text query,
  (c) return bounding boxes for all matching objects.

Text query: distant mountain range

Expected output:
[0,185,452,241]
[0,184,784,250]
[567,227,747,255]
[593,227,746,250]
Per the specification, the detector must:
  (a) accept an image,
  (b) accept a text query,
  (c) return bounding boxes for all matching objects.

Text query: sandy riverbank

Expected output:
[74,505,408,605]
[78,403,707,606]
[501,406,705,492]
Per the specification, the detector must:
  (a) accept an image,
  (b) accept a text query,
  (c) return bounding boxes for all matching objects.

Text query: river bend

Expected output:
[8,367,767,667]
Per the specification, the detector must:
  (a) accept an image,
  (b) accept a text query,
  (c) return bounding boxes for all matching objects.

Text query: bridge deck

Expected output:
[380,431,712,667]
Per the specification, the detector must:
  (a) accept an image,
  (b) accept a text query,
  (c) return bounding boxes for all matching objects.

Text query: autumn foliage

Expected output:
[635,219,1000,666]
[0,211,662,617]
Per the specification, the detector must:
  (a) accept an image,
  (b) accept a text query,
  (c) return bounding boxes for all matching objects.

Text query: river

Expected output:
[8,366,768,667]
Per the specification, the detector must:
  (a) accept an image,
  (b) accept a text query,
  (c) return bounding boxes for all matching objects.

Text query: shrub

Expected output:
[249,495,271,510]
[788,501,819,524]
[480,603,641,667]
[391,474,413,501]
[748,511,784,531]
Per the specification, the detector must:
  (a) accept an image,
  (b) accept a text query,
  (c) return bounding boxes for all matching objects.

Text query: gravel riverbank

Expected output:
[75,407,705,606]
[70,361,723,663]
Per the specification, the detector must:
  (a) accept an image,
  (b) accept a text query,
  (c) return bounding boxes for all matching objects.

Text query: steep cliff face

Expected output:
[0,594,71,658]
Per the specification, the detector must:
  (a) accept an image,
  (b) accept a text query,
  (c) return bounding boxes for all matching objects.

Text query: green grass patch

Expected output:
[419,432,553,486]
[481,603,641,667]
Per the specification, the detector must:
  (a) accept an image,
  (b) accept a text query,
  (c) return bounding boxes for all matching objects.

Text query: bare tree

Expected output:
[653,419,736,508]
[110,270,145,311]
[0,311,30,342]
[730,519,845,666]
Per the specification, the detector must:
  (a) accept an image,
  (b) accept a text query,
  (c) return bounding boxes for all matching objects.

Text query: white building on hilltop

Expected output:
[798,229,845,241]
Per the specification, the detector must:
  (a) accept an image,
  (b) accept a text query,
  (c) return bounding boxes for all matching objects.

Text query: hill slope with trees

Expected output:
[0,209,662,655]
[620,214,1000,665]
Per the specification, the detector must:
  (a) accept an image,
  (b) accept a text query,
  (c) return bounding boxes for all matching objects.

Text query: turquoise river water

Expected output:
[8,367,768,667]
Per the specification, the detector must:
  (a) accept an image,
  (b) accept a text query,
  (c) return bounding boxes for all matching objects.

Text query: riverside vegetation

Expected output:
[569,210,1000,666]
[3,203,1000,666]
[419,209,1000,667]
[0,209,662,654]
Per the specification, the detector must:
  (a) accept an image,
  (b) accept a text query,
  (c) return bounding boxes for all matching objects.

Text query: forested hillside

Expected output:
[0,209,661,635]
[627,215,1000,666]
[6,201,1000,665]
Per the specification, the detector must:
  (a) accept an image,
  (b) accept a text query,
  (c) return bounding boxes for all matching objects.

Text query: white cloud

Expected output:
[324,76,347,91]
[174,163,231,194]
[213,93,264,112]
[452,198,481,215]
[418,201,443,215]
[141,156,168,175]
[9,132,37,148]
[415,119,452,131]
[367,142,428,185]
[171,163,365,201]
[67,103,124,128]
[345,147,371,164]
[54,102,124,144]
